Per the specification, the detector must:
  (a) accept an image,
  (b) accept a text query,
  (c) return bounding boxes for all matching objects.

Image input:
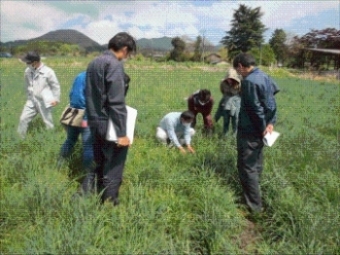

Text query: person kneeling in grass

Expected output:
[156,110,196,154]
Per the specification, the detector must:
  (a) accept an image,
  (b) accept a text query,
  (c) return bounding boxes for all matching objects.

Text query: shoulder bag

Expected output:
[60,105,85,127]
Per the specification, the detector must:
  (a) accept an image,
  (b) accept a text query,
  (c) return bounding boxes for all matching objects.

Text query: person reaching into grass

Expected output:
[187,89,214,135]
[57,71,94,175]
[214,68,241,136]
[233,53,279,213]
[156,110,196,154]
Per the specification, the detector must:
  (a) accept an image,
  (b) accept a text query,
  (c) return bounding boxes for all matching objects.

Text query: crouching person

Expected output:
[156,110,196,154]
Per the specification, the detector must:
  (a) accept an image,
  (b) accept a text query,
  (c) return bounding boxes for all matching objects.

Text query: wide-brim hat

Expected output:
[21,51,40,64]
[223,68,241,84]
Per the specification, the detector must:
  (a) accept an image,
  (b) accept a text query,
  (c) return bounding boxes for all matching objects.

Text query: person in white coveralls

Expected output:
[17,51,60,138]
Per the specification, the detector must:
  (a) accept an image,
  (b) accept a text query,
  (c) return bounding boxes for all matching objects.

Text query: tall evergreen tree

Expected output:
[221,4,266,58]
[269,29,288,65]
[192,35,202,62]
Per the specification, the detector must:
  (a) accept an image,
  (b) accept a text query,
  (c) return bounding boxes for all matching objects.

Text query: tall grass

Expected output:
[1,57,339,254]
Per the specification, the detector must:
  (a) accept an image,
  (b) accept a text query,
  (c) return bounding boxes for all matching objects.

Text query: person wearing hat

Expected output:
[214,68,241,136]
[17,51,60,138]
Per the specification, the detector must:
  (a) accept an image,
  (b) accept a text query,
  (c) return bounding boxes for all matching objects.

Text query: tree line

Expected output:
[169,4,339,69]
[0,41,90,57]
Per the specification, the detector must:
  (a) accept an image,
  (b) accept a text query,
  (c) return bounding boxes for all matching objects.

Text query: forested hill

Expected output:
[1,29,104,52]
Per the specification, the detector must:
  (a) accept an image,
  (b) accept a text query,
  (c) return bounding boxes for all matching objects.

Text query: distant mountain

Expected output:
[1,30,218,53]
[136,37,173,51]
[1,29,104,52]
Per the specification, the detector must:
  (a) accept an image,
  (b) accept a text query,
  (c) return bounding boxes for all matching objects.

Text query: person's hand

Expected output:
[178,146,187,154]
[81,120,88,128]
[263,124,274,136]
[117,136,130,147]
[50,101,58,106]
[186,145,195,154]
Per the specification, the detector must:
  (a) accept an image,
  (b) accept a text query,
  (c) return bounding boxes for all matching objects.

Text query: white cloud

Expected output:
[1,0,338,45]
[236,0,339,29]
[75,20,121,45]
[1,1,83,41]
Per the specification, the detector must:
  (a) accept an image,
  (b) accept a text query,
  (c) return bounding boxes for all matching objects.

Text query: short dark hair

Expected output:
[108,32,136,53]
[21,51,40,64]
[180,110,195,121]
[198,89,211,100]
[233,53,256,68]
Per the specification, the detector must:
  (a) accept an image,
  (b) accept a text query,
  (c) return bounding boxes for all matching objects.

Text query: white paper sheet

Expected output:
[106,105,137,144]
[263,131,280,147]
[40,88,55,108]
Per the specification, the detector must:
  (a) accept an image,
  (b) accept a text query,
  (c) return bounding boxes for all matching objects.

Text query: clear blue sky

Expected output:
[1,0,339,45]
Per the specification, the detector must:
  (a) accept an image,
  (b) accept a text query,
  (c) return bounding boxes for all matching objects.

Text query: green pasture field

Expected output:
[0,57,339,254]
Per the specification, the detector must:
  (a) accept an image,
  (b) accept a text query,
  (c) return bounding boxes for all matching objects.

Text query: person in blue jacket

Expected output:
[58,71,94,173]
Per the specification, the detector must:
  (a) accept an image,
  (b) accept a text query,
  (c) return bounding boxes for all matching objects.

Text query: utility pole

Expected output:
[259,43,262,66]
[201,29,206,63]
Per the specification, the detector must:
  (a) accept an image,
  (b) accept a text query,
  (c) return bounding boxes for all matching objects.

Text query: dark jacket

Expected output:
[188,92,214,116]
[238,67,279,137]
[85,50,127,137]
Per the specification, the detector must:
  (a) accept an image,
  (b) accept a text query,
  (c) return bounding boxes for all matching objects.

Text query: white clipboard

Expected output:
[106,105,137,144]
[263,131,280,147]
[41,88,55,108]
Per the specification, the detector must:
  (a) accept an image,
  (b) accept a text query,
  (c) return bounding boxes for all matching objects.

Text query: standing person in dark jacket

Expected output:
[187,89,214,134]
[84,32,136,206]
[233,53,279,213]
[58,71,94,174]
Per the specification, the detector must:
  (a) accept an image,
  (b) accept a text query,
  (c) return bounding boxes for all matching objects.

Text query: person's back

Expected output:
[86,51,125,126]
[157,111,196,153]
[84,32,136,206]
[69,71,86,109]
[239,67,278,136]
[58,71,93,172]
[159,112,182,132]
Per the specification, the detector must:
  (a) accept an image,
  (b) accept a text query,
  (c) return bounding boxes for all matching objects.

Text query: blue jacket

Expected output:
[238,67,279,137]
[69,71,87,119]
[70,71,86,109]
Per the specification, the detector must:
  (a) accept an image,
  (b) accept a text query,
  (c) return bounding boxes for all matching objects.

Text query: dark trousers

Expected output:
[60,126,94,169]
[222,110,238,135]
[237,134,264,212]
[214,98,238,135]
[82,127,128,205]
[188,107,213,130]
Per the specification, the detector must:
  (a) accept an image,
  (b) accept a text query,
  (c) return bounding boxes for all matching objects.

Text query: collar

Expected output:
[36,63,44,71]
[242,66,258,79]
[105,50,118,60]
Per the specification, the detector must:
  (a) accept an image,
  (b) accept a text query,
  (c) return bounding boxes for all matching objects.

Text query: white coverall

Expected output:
[17,63,60,138]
